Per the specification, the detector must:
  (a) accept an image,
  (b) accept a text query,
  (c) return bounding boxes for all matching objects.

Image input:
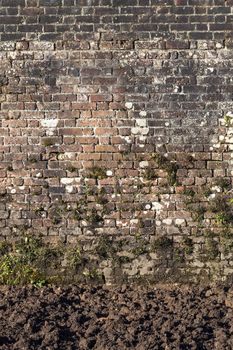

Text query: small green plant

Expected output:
[210,195,226,213]
[66,245,82,270]
[132,237,149,256]
[215,212,232,226]
[204,238,219,260]
[220,230,233,254]
[143,167,158,181]
[0,241,11,256]
[204,230,216,238]
[152,236,173,250]
[48,203,67,224]
[33,279,47,287]
[95,235,114,259]
[28,156,38,163]
[37,245,63,270]
[153,153,179,186]
[87,208,104,226]
[134,232,141,241]
[88,166,107,180]
[95,188,108,205]
[182,237,194,255]
[192,206,206,223]
[72,208,82,221]
[42,138,55,147]
[209,194,233,226]
[173,248,185,263]
[15,235,43,263]
[203,187,212,198]
[224,114,232,126]
[183,188,195,198]
[214,178,231,192]
[70,199,88,221]
[119,150,131,158]
[82,268,101,280]
[67,166,77,173]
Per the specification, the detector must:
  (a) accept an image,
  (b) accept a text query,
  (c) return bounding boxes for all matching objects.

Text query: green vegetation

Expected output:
[0,236,57,286]
[0,241,11,256]
[95,235,115,259]
[182,237,194,255]
[152,236,173,250]
[82,268,101,281]
[224,114,232,126]
[204,230,216,238]
[214,178,231,191]
[210,194,233,226]
[0,236,100,286]
[203,187,212,198]
[204,238,219,261]
[87,208,104,226]
[67,165,78,173]
[0,254,46,286]
[143,167,158,181]
[192,206,206,223]
[183,188,195,198]
[95,187,108,205]
[42,138,55,147]
[66,245,82,270]
[220,230,233,254]
[215,212,232,226]
[153,153,179,186]
[88,166,107,180]
[132,238,149,256]
[28,156,38,163]
[173,248,185,263]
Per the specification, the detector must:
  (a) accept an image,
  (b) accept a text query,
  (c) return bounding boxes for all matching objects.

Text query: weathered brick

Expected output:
[189,32,213,40]
[170,24,195,31]
[171,6,194,14]
[0,16,22,23]
[0,0,231,281]
[39,15,62,23]
[2,0,25,5]
[166,40,190,49]
[112,0,137,5]
[39,0,62,5]
[209,23,233,31]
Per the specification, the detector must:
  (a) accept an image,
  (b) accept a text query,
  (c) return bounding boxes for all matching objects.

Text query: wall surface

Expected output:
[0,0,233,283]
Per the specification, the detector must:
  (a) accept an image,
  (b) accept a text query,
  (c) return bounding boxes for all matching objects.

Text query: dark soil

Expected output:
[0,284,232,350]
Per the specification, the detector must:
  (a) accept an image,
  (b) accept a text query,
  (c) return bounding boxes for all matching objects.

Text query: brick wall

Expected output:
[0,0,233,283]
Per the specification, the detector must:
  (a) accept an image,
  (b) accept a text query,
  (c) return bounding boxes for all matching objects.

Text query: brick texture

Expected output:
[0,0,233,282]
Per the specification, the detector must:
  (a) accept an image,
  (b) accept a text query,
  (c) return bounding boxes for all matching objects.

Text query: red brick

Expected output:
[90,94,113,102]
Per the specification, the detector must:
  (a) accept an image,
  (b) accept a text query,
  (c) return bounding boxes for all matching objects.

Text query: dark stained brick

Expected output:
[189,31,213,39]
[2,0,25,5]
[39,0,62,5]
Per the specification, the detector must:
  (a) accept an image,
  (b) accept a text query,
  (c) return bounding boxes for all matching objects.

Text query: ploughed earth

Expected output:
[0,284,232,350]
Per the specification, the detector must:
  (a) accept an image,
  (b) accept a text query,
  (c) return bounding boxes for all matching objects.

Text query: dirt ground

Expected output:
[0,284,232,350]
